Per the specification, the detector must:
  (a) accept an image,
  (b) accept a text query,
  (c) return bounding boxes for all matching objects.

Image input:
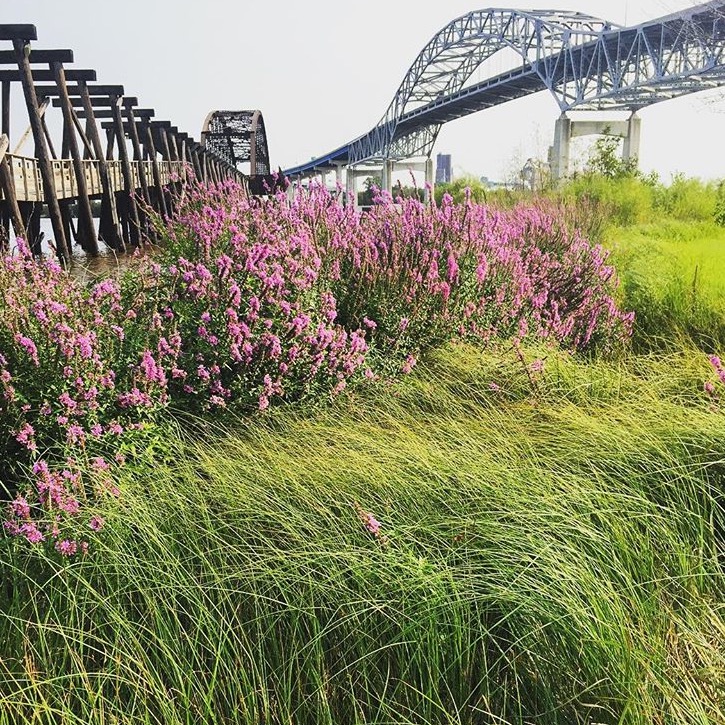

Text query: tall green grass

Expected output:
[606,220,725,351]
[1,344,723,724]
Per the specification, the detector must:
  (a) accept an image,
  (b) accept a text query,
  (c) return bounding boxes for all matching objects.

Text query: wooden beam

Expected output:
[40,84,125,97]
[0,26,37,41]
[0,69,97,82]
[124,99,150,206]
[110,96,141,246]
[41,114,57,158]
[69,107,94,158]
[158,125,174,161]
[12,38,70,261]
[143,121,167,217]
[77,79,123,251]
[100,119,163,133]
[0,143,27,243]
[74,108,154,120]
[52,95,135,108]
[0,49,74,64]
[12,97,49,154]
[1,81,8,137]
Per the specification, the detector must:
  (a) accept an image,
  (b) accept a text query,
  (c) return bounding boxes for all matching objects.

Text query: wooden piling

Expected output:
[0,133,24,246]
[78,80,123,251]
[143,121,167,218]
[13,38,70,262]
[52,61,98,255]
[110,95,141,246]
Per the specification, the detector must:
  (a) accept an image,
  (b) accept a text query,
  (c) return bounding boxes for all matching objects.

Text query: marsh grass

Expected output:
[1,344,723,724]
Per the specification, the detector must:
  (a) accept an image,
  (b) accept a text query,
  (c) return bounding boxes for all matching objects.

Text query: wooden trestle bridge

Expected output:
[0,24,273,262]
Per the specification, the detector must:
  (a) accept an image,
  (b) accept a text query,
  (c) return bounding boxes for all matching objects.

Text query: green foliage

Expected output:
[652,173,719,221]
[558,168,721,229]
[606,219,725,351]
[585,131,640,179]
[560,173,655,227]
[434,175,489,205]
[715,181,725,227]
[357,175,381,206]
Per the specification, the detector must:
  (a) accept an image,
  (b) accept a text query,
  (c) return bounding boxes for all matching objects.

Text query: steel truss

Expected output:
[284,2,725,175]
[201,110,271,175]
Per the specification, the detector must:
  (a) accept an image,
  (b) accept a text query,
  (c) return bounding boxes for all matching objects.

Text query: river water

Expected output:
[11,217,144,282]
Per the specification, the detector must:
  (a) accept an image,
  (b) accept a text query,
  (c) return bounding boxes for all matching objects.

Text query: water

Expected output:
[11,217,141,282]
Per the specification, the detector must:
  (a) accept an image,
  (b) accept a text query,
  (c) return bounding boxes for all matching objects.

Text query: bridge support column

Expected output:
[551,113,572,181]
[551,112,642,181]
[381,160,394,195]
[345,167,356,208]
[424,156,434,204]
[622,112,641,163]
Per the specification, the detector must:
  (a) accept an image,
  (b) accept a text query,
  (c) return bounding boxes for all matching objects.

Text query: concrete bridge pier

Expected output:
[345,166,377,207]
[551,111,641,180]
[334,164,344,189]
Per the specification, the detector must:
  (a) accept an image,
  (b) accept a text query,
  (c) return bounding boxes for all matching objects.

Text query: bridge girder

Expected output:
[340,3,725,166]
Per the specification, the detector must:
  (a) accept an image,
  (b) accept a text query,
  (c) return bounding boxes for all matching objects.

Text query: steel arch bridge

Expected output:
[201,110,271,176]
[284,1,725,176]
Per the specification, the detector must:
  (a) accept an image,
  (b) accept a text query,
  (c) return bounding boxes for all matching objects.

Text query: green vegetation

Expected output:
[1,344,723,724]
[1,169,724,723]
[607,219,725,351]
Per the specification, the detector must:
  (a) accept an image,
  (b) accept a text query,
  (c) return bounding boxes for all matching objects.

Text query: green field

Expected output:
[2,343,724,724]
[606,219,725,350]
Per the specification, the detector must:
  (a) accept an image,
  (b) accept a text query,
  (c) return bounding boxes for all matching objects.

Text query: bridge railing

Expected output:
[0,155,189,202]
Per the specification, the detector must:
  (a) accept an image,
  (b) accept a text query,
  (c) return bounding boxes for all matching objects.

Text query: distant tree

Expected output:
[585,129,639,179]
[358,176,382,206]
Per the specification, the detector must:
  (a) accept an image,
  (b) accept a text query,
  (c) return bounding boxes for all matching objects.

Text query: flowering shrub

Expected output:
[705,355,725,402]
[0,181,632,555]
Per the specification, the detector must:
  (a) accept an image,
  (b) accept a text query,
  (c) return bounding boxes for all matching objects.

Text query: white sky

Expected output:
[5,0,725,181]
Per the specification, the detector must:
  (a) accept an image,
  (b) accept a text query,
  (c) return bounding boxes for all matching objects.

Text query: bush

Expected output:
[0,182,632,555]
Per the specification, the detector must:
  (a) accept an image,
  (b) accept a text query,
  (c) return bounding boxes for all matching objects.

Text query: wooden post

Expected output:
[168,131,179,161]
[123,103,150,206]
[1,81,9,137]
[19,201,41,256]
[159,127,173,161]
[78,81,123,251]
[160,127,180,212]
[13,39,69,261]
[0,133,25,247]
[52,61,98,255]
[105,127,115,160]
[110,96,141,246]
[40,114,57,159]
[0,89,10,243]
[191,146,202,181]
[143,121,167,218]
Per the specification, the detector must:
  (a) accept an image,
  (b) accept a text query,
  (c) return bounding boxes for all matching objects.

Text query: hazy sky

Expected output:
[5,0,725,181]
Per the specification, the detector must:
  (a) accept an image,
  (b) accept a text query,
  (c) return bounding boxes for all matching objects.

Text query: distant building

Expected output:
[436,153,452,184]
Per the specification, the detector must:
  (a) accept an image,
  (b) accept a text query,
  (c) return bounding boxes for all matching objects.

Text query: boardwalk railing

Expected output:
[2,154,187,202]
[0,24,246,262]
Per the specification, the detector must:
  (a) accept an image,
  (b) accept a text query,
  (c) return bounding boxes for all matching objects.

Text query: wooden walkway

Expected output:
[0,24,246,261]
